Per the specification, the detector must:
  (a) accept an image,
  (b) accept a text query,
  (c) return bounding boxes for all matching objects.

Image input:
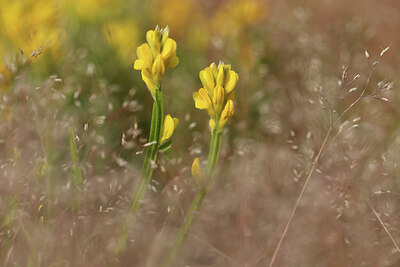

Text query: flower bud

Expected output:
[152,55,165,84]
[212,85,224,113]
[146,30,161,57]
[161,38,177,62]
[199,67,215,96]
[216,64,225,86]
[160,114,179,144]
[224,70,239,94]
[219,100,234,128]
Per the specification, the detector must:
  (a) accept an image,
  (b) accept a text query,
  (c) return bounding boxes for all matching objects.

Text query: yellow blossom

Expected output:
[134,26,178,96]
[219,100,234,128]
[152,55,166,84]
[160,114,179,144]
[193,62,238,131]
[134,44,153,70]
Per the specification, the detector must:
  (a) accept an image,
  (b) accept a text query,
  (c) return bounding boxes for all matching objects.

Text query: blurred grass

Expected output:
[2,0,400,266]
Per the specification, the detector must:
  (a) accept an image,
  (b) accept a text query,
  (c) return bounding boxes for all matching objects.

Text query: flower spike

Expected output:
[134,26,179,97]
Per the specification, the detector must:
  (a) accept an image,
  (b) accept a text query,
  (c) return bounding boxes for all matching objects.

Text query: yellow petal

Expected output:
[224,70,239,94]
[133,59,146,70]
[216,64,225,86]
[167,56,179,69]
[212,85,224,113]
[135,44,152,70]
[160,26,170,46]
[210,62,218,79]
[161,114,175,144]
[146,29,160,57]
[191,157,203,186]
[199,67,215,96]
[141,69,156,95]
[152,54,165,84]
[198,88,215,116]
[173,118,179,129]
[219,100,234,128]
[193,92,207,110]
[193,88,212,111]
[161,38,177,60]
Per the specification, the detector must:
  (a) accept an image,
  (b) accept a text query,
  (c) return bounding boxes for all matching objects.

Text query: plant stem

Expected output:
[131,87,163,212]
[115,87,164,255]
[206,127,222,177]
[165,127,222,266]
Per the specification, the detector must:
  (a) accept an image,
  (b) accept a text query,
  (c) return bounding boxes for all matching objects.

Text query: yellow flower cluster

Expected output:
[193,62,239,130]
[133,26,179,96]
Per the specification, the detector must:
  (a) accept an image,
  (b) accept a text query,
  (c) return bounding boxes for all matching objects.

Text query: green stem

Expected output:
[165,127,222,266]
[131,87,164,212]
[206,127,222,178]
[115,87,164,255]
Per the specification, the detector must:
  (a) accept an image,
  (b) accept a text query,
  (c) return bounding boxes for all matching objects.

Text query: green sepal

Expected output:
[158,139,172,151]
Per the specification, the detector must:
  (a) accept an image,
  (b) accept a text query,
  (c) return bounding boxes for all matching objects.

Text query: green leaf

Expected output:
[158,139,172,151]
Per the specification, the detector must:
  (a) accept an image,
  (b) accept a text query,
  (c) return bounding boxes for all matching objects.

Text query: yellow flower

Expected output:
[193,62,238,130]
[160,114,179,144]
[191,157,203,187]
[212,85,225,113]
[152,54,166,84]
[134,44,153,70]
[199,67,215,95]
[134,26,179,96]
[219,100,234,128]
[193,88,214,117]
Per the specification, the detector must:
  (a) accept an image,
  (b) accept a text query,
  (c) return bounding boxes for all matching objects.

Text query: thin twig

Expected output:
[368,201,400,253]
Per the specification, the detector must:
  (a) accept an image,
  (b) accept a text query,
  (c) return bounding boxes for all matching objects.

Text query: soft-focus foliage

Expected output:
[2,0,400,266]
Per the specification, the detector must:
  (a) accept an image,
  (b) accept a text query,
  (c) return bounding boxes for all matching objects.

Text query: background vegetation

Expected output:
[1,0,400,266]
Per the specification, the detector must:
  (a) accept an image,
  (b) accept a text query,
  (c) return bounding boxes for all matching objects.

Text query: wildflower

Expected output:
[193,62,238,130]
[160,114,179,144]
[166,61,238,265]
[130,27,179,215]
[134,26,179,96]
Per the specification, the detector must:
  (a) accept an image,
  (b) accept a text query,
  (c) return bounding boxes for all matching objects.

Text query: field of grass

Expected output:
[1,0,400,266]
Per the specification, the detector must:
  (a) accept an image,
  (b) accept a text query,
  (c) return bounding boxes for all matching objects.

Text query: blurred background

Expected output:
[1,0,400,266]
